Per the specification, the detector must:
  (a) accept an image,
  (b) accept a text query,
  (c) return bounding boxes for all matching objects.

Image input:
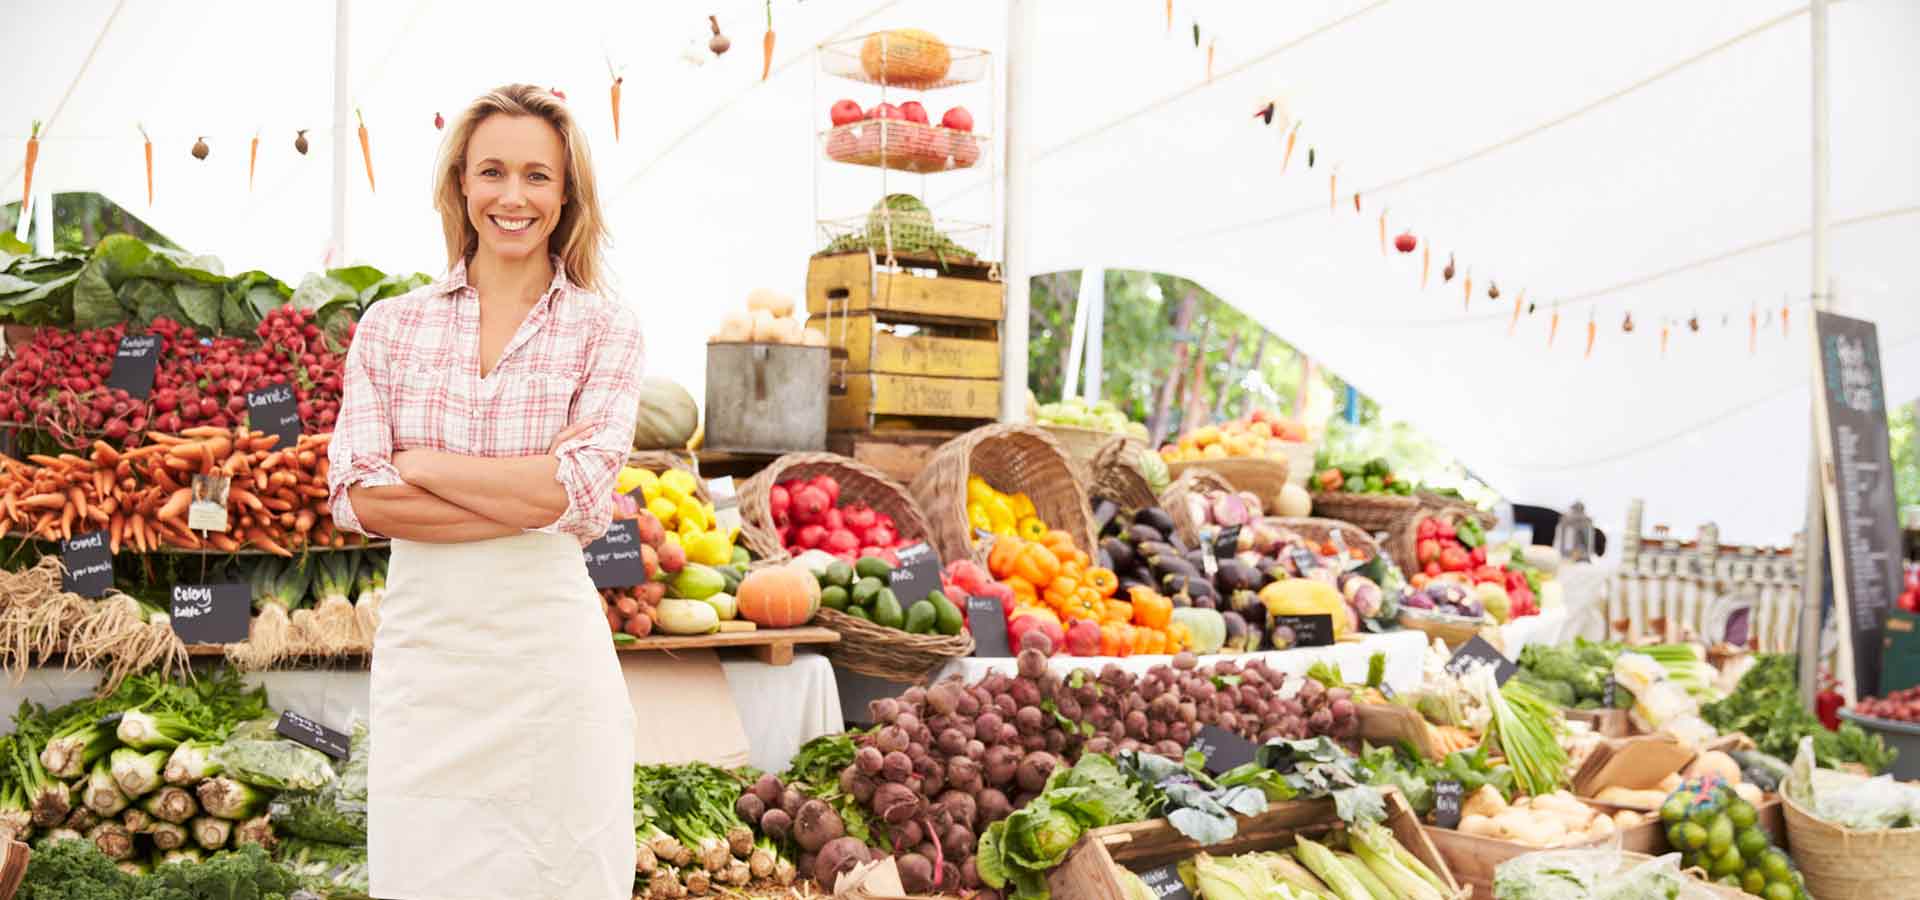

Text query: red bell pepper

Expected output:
[1417,518,1439,540]
[1437,521,1457,540]
[1469,545,1487,566]
[1472,565,1502,584]
[1417,539,1441,565]
[1424,561,1443,578]
[1440,546,1471,573]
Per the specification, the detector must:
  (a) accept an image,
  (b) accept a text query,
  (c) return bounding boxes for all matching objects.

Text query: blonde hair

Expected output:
[432,83,609,294]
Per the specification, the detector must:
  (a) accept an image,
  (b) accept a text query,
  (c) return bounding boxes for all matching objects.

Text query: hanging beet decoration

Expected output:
[1527,301,1537,314]
[1488,281,1501,300]
[191,137,209,160]
[1442,254,1456,283]
[1192,20,1200,47]
[434,112,445,130]
[1254,102,1275,125]
[1307,147,1315,168]
[1623,312,1635,333]
[1394,231,1417,253]
[1352,192,1362,213]
[1688,314,1700,333]
[709,16,731,55]
[294,130,310,155]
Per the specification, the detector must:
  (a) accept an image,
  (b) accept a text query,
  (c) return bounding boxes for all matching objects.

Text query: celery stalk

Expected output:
[148,820,189,851]
[84,758,131,817]
[190,814,233,850]
[110,747,169,798]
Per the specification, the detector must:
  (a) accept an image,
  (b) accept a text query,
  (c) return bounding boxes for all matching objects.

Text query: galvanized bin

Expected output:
[704,342,829,453]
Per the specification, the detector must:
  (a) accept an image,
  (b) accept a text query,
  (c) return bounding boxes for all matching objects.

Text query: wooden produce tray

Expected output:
[806,251,1003,323]
[185,626,839,667]
[809,313,999,380]
[826,429,963,485]
[1050,789,1464,900]
[829,373,1000,432]
[1563,707,1631,738]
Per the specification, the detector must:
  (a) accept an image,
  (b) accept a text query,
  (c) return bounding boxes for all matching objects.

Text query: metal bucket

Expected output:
[703,342,829,453]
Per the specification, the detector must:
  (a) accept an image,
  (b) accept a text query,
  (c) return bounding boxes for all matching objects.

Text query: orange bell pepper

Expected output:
[1129,586,1173,630]
[1005,576,1038,608]
[1103,597,1133,625]
[1040,529,1077,557]
[1100,622,1135,657]
[1065,549,1092,570]
[1165,621,1192,651]
[1139,628,1167,656]
[1012,542,1061,587]
[1085,567,1118,599]
[987,538,1021,580]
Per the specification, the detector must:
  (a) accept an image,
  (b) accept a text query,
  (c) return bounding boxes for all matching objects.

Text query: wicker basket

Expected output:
[627,450,710,504]
[1307,490,1419,535]
[909,424,1096,567]
[1159,466,1239,547]
[1781,787,1920,899]
[1270,517,1381,563]
[1086,437,1160,512]
[1397,608,1497,650]
[1417,490,1496,530]
[736,452,935,563]
[815,606,974,683]
[1168,457,1291,512]
[1037,425,1117,474]
[1387,507,1475,576]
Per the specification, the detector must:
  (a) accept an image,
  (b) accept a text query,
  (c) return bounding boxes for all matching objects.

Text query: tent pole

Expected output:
[329,0,352,264]
[1064,270,1089,401]
[999,0,1036,422]
[1797,0,1833,705]
[1083,268,1104,403]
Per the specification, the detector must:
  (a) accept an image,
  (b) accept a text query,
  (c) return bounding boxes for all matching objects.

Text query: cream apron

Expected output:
[369,531,635,900]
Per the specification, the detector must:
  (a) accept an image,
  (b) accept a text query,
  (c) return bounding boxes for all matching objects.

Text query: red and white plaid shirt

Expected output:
[328,257,646,545]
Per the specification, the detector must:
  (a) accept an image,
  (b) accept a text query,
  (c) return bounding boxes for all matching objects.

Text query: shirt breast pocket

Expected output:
[485,372,580,453]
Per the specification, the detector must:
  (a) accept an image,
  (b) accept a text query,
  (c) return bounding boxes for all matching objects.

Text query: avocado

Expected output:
[851,577,884,607]
[820,586,850,611]
[846,605,873,622]
[855,556,893,583]
[904,601,937,634]
[873,589,905,629]
[824,561,855,589]
[930,592,964,636]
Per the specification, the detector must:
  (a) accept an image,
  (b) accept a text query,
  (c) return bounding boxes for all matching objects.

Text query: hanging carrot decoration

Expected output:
[1377,210,1387,255]
[1206,39,1215,81]
[1463,269,1473,310]
[1352,192,1362,213]
[1166,0,1173,33]
[1781,302,1789,337]
[609,58,624,142]
[1585,312,1597,359]
[356,108,375,192]
[1660,322,1670,357]
[761,1,775,81]
[1329,168,1338,211]
[1421,244,1431,289]
[138,124,153,206]
[248,129,260,192]
[1281,122,1300,173]
[1549,307,1562,347]
[1749,306,1758,354]
[1508,289,1525,336]
[21,120,40,212]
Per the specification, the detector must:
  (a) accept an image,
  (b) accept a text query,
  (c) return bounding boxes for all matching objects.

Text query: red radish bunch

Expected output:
[601,509,681,639]
[1852,686,1920,723]
[770,474,916,563]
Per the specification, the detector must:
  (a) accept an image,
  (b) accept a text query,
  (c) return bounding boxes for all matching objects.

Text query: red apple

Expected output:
[830,99,864,127]
[919,128,951,169]
[949,132,980,168]
[1394,231,1417,253]
[867,102,902,120]
[941,106,974,132]
[898,101,930,124]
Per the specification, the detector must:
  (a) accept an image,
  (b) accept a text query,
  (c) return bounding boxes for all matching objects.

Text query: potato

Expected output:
[1733,782,1764,806]
[1458,813,1499,837]
[1684,750,1742,784]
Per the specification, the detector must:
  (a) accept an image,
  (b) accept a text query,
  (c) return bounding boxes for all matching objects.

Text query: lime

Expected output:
[1689,797,1722,825]
[1681,822,1709,851]
[1742,870,1768,895]
[1712,846,1744,879]
[1660,792,1692,825]
[1762,882,1796,900]
[1737,826,1769,860]
[1759,849,1793,882]
[1728,799,1758,830]
[1707,816,1735,857]
[1667,823,1688,849]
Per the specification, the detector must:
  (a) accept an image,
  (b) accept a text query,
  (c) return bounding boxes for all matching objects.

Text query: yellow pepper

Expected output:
[659,468,698,502]
[984,496,1016,535]
[677,497,712,531]
[966,475,995,505]
[615,466,654,497]
[684,530,734,566]
[1015,516,1049,541]
[647,496,680,526]
[968,501,993,533]
[1009,492,1036,519]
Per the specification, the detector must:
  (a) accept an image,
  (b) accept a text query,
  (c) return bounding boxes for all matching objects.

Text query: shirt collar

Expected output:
[437,254,571,302]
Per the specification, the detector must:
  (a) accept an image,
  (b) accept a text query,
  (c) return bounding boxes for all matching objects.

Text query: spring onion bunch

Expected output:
[1465,663,1569,798]
[1639,643,1720,700]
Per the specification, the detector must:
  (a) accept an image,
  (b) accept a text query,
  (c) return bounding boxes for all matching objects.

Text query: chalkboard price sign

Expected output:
[1434,780,1464,829]
[1135,864,1194,900]
[1267,613,1335,649]
[60,529,114,597]
[108,335,162,398]
[967,595,1011,658]
[1188,724,1258,775]
[246,383,303,450]
[583,519,647,589]
[170,583,250,644]
[1445,635,1517,685]
[888,543,943,608]
[275,710,350,760]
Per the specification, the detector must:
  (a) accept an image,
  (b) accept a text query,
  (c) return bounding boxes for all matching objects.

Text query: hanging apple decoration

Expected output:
[709,15,731,55]
[1623,312,1636,333]
[829,99,864,127]
[434,112,444,130]
[1442,254,1456,282]
[191,137,209,160]
[1394,231,1417,253]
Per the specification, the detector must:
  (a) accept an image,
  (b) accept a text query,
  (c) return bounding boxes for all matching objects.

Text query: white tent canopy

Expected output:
[7,0,1919,544]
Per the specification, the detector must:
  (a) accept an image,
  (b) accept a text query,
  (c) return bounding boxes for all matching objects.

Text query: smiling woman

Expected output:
[325,83,644,900]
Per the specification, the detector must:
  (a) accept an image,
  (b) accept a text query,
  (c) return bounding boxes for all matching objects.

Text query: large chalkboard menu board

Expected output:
[1813,311,1902,699]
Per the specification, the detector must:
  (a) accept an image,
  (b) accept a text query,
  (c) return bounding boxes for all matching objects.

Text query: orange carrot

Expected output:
[1781,302,1789,337]
[1329,170,1337,211]
[610,75,623,142]
[1509,290,1525,336]
[1420,244,1431,289]
[1586,313,1597,359]
[248,129,259,191]
[21,120,39,213]
[1280,122,1299,173]
[761,1,775,81]
[356,107,375,192]
[1463,269,1473,310]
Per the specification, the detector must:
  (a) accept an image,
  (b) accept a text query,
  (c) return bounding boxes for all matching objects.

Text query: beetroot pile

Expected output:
[769,474,918,562]
[738,636,1358,895]
[0,309,347,447]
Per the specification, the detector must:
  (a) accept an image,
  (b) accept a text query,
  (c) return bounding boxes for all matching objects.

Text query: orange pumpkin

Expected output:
[736,564,820,628]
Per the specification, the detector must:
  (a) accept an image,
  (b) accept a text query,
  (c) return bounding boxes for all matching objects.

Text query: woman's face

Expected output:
[461,114,568,263]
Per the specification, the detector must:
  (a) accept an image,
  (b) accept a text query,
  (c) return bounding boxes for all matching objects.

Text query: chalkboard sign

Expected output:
[1434,780,1464,829]
[1289,545,1319,576]
[1199,529,1220,578]
[275,710,350,760]
[1188,724,1258,775]
[1135,864,1193,900]
[888,542,942,608]
[169,582,250,644]
[60,529,114,597]
[1603,677,1618,709]
[1883,611,1920,694]
[1214,525,1242,560]
[967,595,1011,658]
[583,519,647,589]
[1813,311,1903,699]
[1267,613,1335,648]
[246,383,302,449]
[107,334,162,398]
[1445,635,1517,685]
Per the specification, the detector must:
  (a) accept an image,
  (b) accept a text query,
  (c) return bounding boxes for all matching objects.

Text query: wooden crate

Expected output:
[1564,707,1631,738]
[1050,790,1465,900]
[806,251,1003,322]
[827,429,961,484]
[829,372,999,432]
[1422,826,1609,898]
[808,313,1000,379]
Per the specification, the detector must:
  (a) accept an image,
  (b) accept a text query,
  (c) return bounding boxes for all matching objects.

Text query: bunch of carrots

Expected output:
[0,428,358,557]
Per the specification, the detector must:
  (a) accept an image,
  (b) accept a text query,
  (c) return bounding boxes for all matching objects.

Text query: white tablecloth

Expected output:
[0,651,842,774]
[836,630,1430,724]
[1498,606,1573,657]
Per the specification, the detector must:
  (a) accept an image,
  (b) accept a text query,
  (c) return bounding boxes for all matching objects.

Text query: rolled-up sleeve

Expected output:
[327,304,404,537]
[532,302,647,544]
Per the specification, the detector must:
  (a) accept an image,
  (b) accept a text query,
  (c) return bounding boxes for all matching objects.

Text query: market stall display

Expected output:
[910,424,1093,569]
[1085,437,1167,514]
[738,452,933,564]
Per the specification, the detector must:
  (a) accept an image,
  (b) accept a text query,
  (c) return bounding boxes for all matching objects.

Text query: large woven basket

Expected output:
[1309,490,1420,536]
[1271,517,1381,563]
[909,424,1095,566]
[1086,437,1160,513]
[1037,425,1115,475]
[1781,786,1920,899]
[815,607,974,683]
[1388,507,1475,576]
[1158,466,1240,547]
[736,452,935,563]
[1417,490,1496,530]
[1168,457,1291,512]
[627,450,710,504]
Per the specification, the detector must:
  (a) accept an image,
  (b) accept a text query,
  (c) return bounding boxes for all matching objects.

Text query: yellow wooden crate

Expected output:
[807,314,999,378]
[805,252,1003,322]
[828,373,1000,431]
